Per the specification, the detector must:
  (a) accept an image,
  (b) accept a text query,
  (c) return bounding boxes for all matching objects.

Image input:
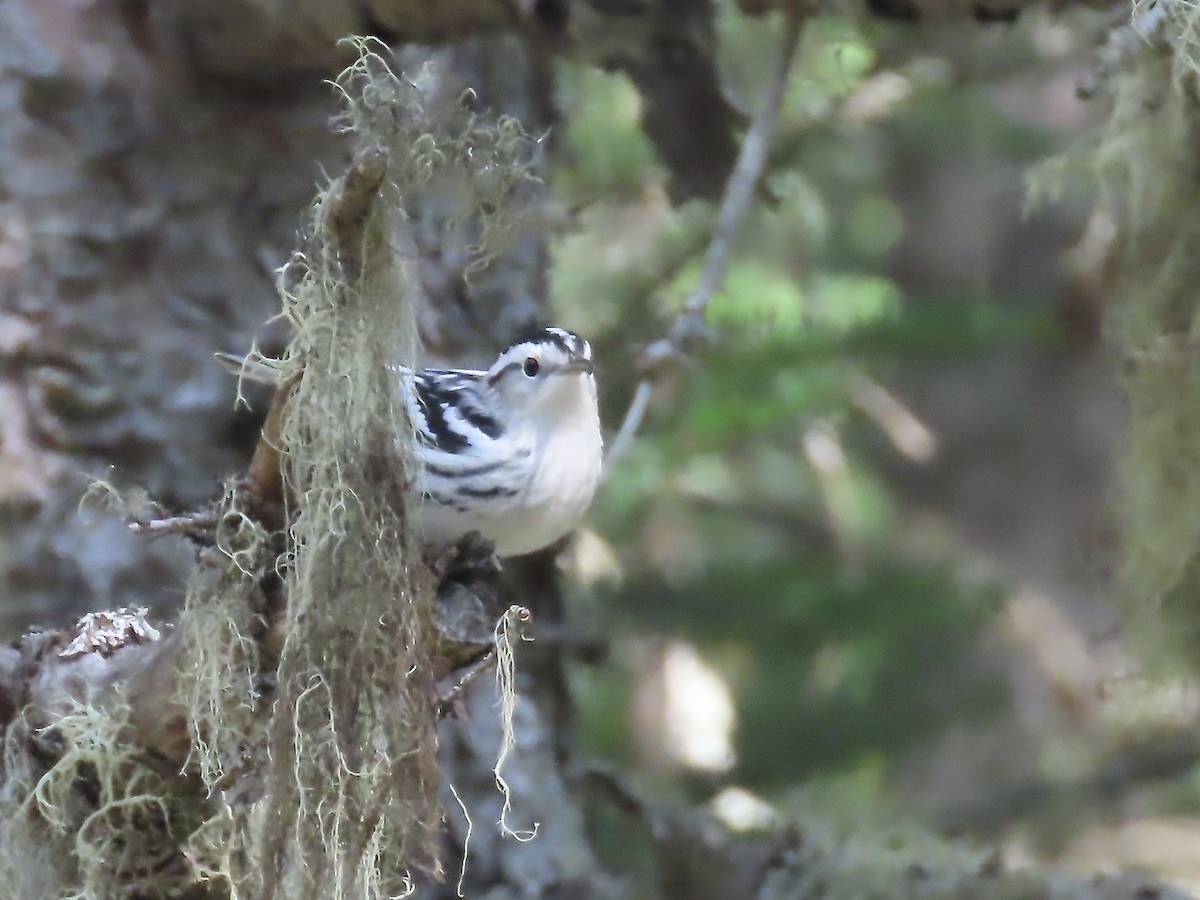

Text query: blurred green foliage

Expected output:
[548,0,1063,857]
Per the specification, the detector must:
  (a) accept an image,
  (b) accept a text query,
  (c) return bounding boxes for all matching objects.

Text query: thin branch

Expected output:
[435,648,496,719]
[326,144,390,282]
[604,4,806,476]
[128,510,219,536]
[604,381,653,473]
[848,372,938,464]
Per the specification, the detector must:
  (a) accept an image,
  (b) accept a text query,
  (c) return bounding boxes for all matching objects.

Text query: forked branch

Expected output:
[604,2,806,474]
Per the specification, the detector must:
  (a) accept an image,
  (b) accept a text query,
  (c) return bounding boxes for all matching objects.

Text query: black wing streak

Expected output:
[423,447,527,479]
[455,398,503,439]
[454,484,520,500]
[424,459,505,479]
[414,377,470,453]
[423,490,470,512]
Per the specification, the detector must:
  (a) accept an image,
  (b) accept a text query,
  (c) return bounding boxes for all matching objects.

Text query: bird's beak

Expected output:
[556,359,595,376]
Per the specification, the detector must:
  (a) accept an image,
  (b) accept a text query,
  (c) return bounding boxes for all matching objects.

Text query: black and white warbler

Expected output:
[219,327,602,557]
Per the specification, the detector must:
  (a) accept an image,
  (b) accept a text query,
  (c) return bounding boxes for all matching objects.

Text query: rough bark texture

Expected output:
[0,0,342,635]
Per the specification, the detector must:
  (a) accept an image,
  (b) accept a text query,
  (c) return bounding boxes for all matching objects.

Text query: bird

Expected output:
[218,327,603,557]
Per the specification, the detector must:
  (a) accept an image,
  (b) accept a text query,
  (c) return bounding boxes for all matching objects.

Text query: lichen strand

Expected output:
[0,496,273,899]
[0,42,538,900]
[0,700,205,899]
[242,45,536,898]
[173,512,275,894]
[252,205,443,895]
[1082,20,1200,655]
[331,38,541,280]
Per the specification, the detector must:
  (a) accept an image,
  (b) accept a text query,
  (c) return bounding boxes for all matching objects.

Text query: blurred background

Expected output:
[3,0,1195,895]
[554,6,1170,887]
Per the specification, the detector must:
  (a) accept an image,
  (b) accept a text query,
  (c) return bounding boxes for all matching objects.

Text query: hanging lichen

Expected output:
[0,38,539,900]
[187,41,539,899]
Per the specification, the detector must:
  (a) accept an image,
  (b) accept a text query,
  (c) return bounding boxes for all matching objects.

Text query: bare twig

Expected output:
[436,648,497,719]
[603,4,806,476]
[574,763,648,819]
[325,144,390,282]
[605,380,653,474]
[128,510,219,536]
[848,372,937,464]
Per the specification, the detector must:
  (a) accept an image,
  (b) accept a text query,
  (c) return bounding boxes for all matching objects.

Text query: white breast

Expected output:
[416,376,603,557]
[509,403,603,555]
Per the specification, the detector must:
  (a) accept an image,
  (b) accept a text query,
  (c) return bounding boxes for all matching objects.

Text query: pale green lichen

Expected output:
[183,41,539,899]
[0,39,537,900]
[0,699,203,899]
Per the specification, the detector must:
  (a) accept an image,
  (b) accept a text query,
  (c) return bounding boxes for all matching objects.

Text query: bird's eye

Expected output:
[522,357,540,377]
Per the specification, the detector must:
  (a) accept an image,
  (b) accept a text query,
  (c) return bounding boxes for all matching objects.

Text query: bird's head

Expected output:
[487,327,597,420]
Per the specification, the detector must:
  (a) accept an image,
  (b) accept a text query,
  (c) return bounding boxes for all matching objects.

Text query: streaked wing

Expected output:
[410,371,502,452]
[406,370,525,511]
